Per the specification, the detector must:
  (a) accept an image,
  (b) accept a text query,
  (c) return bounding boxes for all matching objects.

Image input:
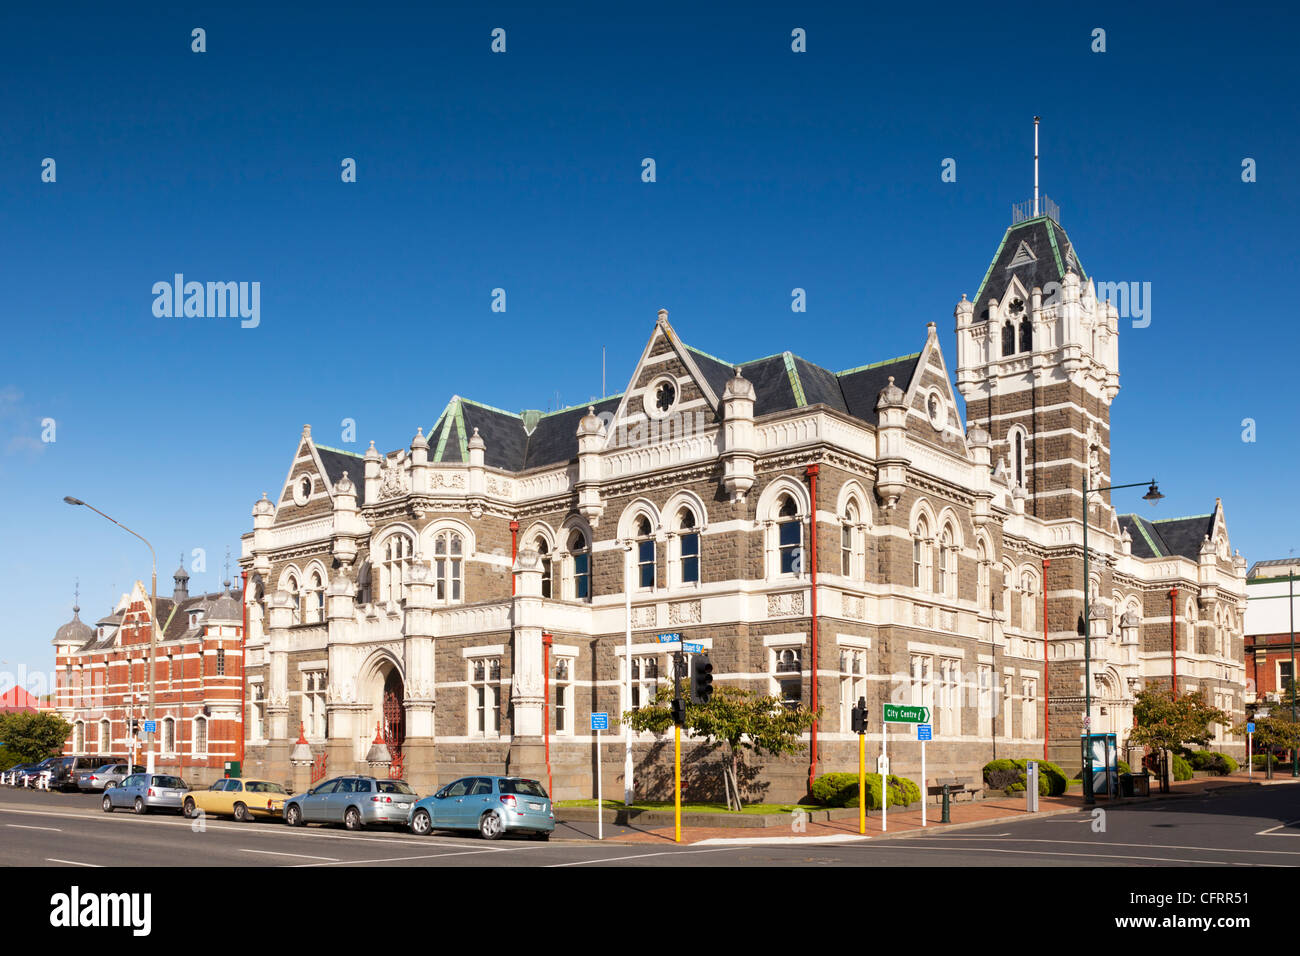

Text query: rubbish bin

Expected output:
[1119,773,1134,797]
[1132,772,1150,797]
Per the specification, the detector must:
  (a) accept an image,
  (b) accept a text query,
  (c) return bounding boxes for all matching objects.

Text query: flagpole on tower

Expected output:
[1033,116,1040,217]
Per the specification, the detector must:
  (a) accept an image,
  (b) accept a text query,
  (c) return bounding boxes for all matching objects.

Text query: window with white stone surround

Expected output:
[978,665,993,737]
[432,529,464,604]
[379,533,413,605]
[554,656,573,736]
[938,658,961,736]
[910,654,934,715]
[913,516,933,592]
[772,646,803,709]
[469,656,503,737]
[1021,678,1038,739]
[629,655,660,710]
[303,670,327,739]
[840,648,867,731]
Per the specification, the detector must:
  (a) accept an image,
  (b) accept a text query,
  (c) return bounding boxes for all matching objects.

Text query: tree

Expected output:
[1129,688,1227,755]
[0,711,72,768]
[1233,713,1300,777]
[622,684,819,810]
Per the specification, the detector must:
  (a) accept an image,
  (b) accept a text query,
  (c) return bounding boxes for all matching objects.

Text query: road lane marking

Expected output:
[46,858,100,867]
[8,824,61,832]
[1255,820,1300,835]
[694,835,871,846]
[901,836,1300,856]
[291,847,526,867]
[860,843,1281,866]
[240,848,339,861]
[548,848,741,867]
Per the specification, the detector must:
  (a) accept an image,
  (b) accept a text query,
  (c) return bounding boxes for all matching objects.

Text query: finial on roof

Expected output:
[657,308,669,323]
[302,424,312,438]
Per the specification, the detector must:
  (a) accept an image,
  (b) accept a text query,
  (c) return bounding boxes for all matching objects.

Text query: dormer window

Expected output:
[189,611,201,629]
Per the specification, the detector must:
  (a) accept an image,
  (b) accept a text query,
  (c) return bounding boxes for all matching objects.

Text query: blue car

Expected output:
[408,775,554,841]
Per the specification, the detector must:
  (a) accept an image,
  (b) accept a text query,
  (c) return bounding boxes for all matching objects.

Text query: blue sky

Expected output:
[3,1,1298,680]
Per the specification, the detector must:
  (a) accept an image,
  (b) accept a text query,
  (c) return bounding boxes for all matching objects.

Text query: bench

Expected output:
[927,776,980,801]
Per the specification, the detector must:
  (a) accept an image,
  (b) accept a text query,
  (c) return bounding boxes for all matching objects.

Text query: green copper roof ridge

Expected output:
[459,397,523,419]
[429,398,457,444]
[314,443,364,457]
[1151,513,1213,524]
[685,344,735,367]
[1053,220,1087,279]
[432,398,459,462]
[541,393,625,418]
[783,351,807,407]
[836,351,922,376]
[1045,221,1066,279]
[1124,515,1164,557]
[972,225,1013,307]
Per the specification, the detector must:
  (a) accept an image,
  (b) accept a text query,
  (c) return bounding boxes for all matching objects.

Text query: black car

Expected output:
[13,757,61,787]
[3,763,40,785]
[49,755,109,792]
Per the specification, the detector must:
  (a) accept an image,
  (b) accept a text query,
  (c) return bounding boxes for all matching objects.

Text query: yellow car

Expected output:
[182,777,289,822]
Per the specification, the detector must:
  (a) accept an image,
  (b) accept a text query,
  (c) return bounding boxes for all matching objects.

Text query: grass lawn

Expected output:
[554,798,809,815]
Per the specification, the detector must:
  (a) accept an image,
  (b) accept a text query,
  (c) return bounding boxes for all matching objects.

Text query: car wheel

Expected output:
[344,807,362,831]
[133,797,147,815]
[234,802,250,823]
[102,795,113,813]
[479,811,504,840]
[285,804,303,827]
[183,797,197,818]
[532,830,551,842]
[411,809,432,836]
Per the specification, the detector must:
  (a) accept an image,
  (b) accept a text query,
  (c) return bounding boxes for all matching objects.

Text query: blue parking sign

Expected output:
[591,712,609,731]
[143,720,157,734]
[1247,722,1255,734]
[917,723,932,741]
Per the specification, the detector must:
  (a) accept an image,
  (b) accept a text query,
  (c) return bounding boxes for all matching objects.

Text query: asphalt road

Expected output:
[4,783,1300,867]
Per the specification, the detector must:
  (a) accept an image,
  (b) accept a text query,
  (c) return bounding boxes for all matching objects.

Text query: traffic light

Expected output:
[851,696,867,734]
[691,654,714,705]
[130,718,139,735]
[670,697,686,727]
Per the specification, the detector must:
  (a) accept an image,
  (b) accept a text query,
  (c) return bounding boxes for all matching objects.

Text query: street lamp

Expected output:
[1082,477,1162,806]
[64,496,159,773]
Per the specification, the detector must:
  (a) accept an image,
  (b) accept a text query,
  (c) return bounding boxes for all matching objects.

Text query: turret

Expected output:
[364,440,382,502]
[575,407,605,526]
[721,367,756,503]
[409,427,429,494]
[874,376,908,510]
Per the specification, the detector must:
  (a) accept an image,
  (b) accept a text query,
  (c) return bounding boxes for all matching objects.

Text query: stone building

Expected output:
[52,572,245,785]
[237,205,1248,801]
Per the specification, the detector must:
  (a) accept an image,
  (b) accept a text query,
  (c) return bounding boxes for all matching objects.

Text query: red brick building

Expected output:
[1245,559,1300,705]
[52,567,245,785]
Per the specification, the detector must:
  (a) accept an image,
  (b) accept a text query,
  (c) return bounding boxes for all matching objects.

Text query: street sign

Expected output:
[142,720,157,734]
[682,642,703,653]
[1247,722,1255,734]
[656,633,682,644]
[882,704,929,724]
[917,723,932,741]
[591,712,609,731]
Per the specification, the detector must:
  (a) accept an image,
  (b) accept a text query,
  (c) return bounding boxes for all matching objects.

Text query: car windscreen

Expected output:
[376,780,415,795]
[499,779,549,798]
[152,776,184,788]
[245,781,286,794]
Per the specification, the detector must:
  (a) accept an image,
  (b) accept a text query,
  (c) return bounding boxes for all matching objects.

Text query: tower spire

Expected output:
[1033,116,1040,217]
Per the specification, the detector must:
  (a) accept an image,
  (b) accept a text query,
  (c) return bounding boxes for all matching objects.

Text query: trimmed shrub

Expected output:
[983,758,1068,796]
[1252,754,1282,770]
[812,771,919,809]
[1188,750,1238,775]
[1172,752,1193,781]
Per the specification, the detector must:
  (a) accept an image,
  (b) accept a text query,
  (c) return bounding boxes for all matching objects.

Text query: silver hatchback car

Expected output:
[283,776,418,830]
[101,773,189,814]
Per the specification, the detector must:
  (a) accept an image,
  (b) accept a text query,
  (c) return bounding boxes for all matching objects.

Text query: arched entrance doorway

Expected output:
[383,669,405,779]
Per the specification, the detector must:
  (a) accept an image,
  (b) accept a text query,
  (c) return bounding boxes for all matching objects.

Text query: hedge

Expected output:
[982,758,1068,796]
[1171,752,1193,781]
[812,772,920,809]
[1188,750,1239,775]
[1252,754,1282,770]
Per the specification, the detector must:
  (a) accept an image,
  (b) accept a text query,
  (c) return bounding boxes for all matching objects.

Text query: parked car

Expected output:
[408,775,554,840]
[283,776,418,830]
[18,757,62,788]
[77,763,144,791]
[101,773,190,814]
[49,755,110,792]
[183,778,289,822]
[3,763,40,786]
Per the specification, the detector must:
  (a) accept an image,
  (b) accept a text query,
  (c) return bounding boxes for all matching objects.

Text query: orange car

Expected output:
[182,777,289,822]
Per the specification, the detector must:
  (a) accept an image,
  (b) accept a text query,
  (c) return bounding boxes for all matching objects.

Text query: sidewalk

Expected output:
[571,771,1283,845]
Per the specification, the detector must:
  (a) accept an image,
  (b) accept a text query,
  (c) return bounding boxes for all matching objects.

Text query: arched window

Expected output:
[939,524,957,597]
[193,715,208,756]
[678,509,700,584]
[308,571,324,623]
[1021,570,1037,633]
[778,495,802,575]
[1002,564,1014,624]
[356,561,372,605]
[432,530,464,604]
[1011,430,1026,490]
[285,574,301,625]
[1001,321,1016,357]
[98,718,110,753]
[976,540,991,611]
[841,500,863,580]
[569,529,591,601]
[912,516,932,591]
[162,716,176,754]
[1018,316,1033,352]
[536,539,552,598]
[73,720,84,753]
[380,534,413,604]
[635,515,656,589]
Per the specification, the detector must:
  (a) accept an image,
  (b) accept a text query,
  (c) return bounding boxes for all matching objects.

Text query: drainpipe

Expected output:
[1043,558,1050,761]
[542,631,553,798]
[1169,587,1179,695]
[510,521,519,595]
[805,464,820,793]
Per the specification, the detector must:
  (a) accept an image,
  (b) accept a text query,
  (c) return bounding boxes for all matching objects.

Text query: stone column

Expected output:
[506,549,547,780]
[265,589,295,775]
[325,570,360,777]
[402,561,438,792]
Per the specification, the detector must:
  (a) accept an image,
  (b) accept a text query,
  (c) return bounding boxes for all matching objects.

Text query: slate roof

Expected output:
[420,337,924,474]
[315,445,367,504]
[1248,558,1300,579]
[1118,513,1214,561]
[972,216,1087,318]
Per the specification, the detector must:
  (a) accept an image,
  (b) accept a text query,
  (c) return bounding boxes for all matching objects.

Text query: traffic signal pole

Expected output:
[858,728,866,835]
[674,723,682,844]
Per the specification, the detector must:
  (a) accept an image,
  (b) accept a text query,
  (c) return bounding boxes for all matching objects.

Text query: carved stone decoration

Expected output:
[378,451,410,500]
[940,609,956,632]
[842,594,865,620]
[668,601,701,626]
[431,471,466,489]
[512,665,543,701]
[913,604,930,627]
[631,605,657,627]
[327,680,357,704]
[767,592,805,617]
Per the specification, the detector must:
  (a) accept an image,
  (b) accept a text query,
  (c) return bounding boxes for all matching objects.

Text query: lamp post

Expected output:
[64,496,158,773]
[1290,570,1296,777]
[1082,477,1162,806]
[622,540,634,805]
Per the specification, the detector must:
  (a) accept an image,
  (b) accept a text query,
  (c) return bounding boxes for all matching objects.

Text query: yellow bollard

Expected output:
[674,724,682,843]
